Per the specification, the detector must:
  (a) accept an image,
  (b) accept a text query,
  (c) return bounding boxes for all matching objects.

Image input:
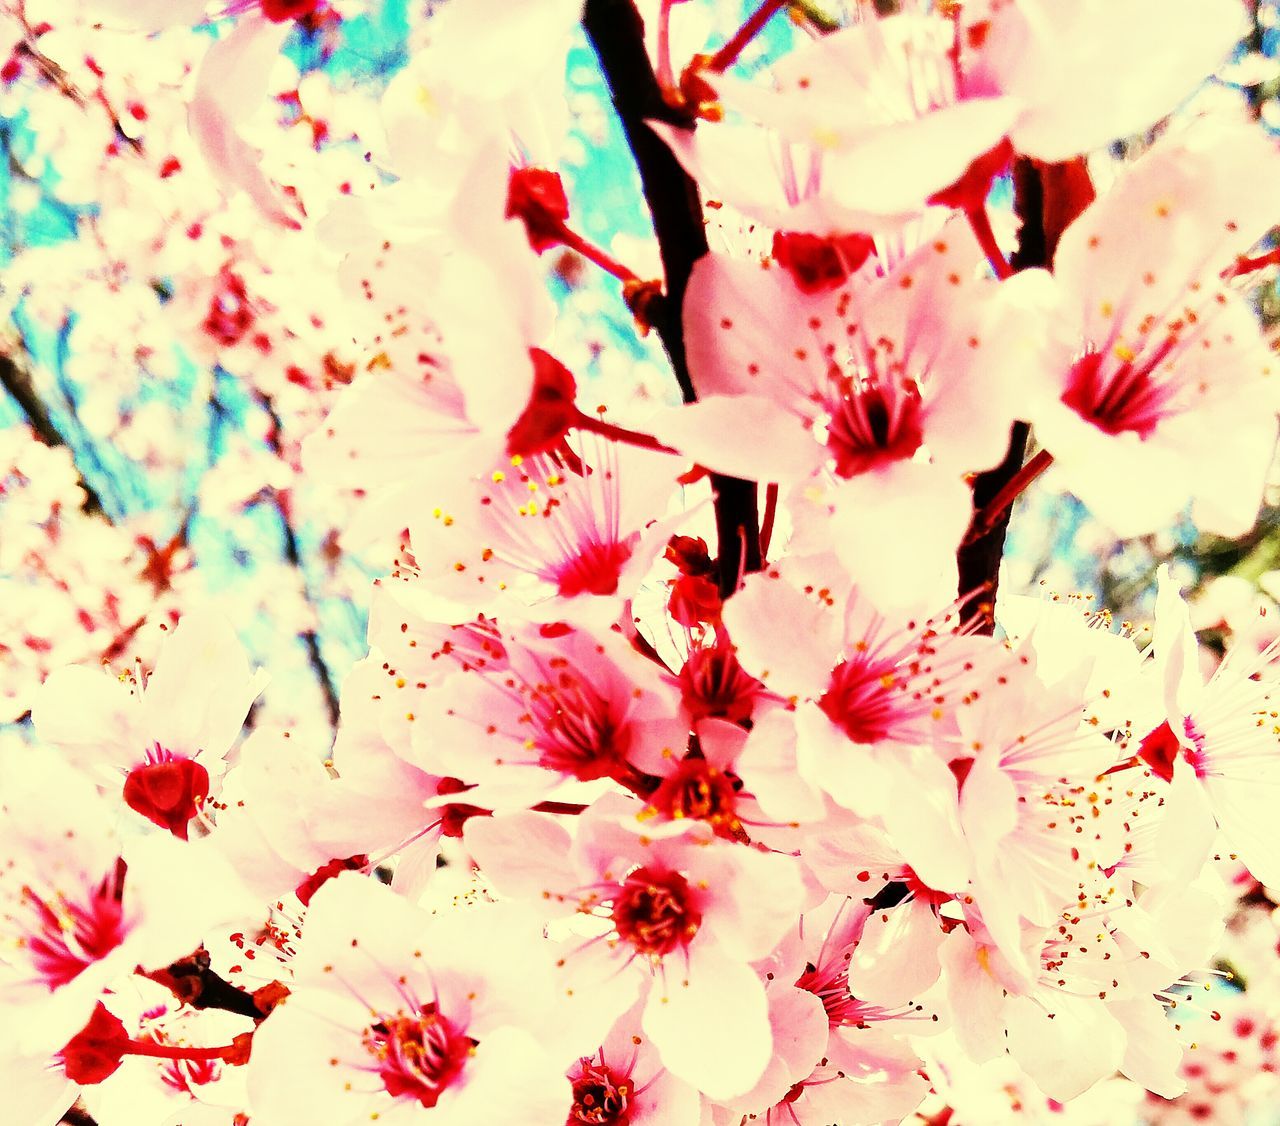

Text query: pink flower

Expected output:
[664,223,1023,606]
[1137,564,1280,889]
[652,11,1020,234]
[385,608,686,809]
[465,807,805,1100]
[0,757,252,1057]
[248,873,574,1124]
[963,0,1245,162]
[406,436,688,627]
[1009,121,1280,537]
[33,608,267,840]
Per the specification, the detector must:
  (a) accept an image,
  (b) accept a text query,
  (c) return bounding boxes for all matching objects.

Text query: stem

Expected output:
[558,225,643,285]
[962,449,1052,546]
[574,409,679,454]
[124,1038,239,1063]
[255,393,341,730]
[1226,245,1280,278]
[655,0,677,91]
[583,0,760,598]
[966,206,1013,280]
[706,0,789,73]
[759,482,779,562]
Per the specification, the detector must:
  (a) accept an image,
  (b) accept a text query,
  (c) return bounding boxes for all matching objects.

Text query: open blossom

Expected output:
[406,436,688,627]
[33,609,267,839]
[1136,564,1280,889]
[1010,121,1280,537]
[249,873,575,1125]
[653,10,1020,235]
[381,601,687,808]
[961,0,1245,162]
[466,804,806,1100]
[0,756,251,1057]
[665,224,1023,605]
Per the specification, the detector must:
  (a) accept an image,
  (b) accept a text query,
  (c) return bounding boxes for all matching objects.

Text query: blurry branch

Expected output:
[7,5,143,154]
[59,1105,97,1126]
[0,347,106,515]
[583,0,761,597]
[255,392,341,730]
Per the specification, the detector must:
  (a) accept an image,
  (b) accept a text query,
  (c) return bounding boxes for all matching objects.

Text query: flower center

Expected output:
[677,639,763,724]
[22,861,126,990]
[795,958,877,1028]
[1061,347,1177,440]
[159,1053,221,1095]
[817,653,908,744]
[1135,717,1205,781]
[568,1056,633,1125]
[123,745,210,840]
[647,755,742,836]
[362,1004,476,1109]
[525,660,629,782]
[611,867,701,958]
[825,380,924,477]
[552,536,636,598]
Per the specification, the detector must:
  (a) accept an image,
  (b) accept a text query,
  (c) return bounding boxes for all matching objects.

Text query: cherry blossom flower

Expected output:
[33,609,267,839]
[653,10,1020,235]
[963,0,1245,162]
[665,223,1022,605]
[466,806,805,1100]
[0,756,252,1057]
[407,436,688,628]
[1009,121,1280,537]
[248,873,576,1124]
[384,606,686,809]
[1137,564,1280,889]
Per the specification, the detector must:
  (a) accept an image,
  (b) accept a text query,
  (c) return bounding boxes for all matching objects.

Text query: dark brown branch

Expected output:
[148,948,272,1021]
[59,1105,98,1126]
[582,0,760,596]
[0,350,106,516]
[955,161,1047,630]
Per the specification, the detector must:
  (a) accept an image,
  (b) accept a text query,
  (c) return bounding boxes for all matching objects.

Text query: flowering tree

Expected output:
[4,0,1280,1123]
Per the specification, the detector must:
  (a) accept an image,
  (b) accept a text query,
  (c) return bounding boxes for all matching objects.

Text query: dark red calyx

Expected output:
[772,230,875,295]
[435,777,490,838]
[506,166,571,254]
[928,138,1015,213]
[123,755,210,839]
[506,348,580,460]
[1136,720,1183,783]
[60,1003,131,1084]
[294,854,369,907]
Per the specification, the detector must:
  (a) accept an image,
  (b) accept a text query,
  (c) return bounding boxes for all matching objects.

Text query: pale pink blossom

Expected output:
[248,873,574,1125]
[1009,121,1280,537]
[33,609,267,840]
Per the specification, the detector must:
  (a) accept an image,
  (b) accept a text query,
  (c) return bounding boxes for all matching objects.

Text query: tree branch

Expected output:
[582,0,760,596]
[255,392,341,729]
[0,350,106,516]
[956,157,1093,630]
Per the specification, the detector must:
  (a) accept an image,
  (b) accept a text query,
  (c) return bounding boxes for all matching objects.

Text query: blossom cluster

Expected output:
[3,1,1280,1124]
